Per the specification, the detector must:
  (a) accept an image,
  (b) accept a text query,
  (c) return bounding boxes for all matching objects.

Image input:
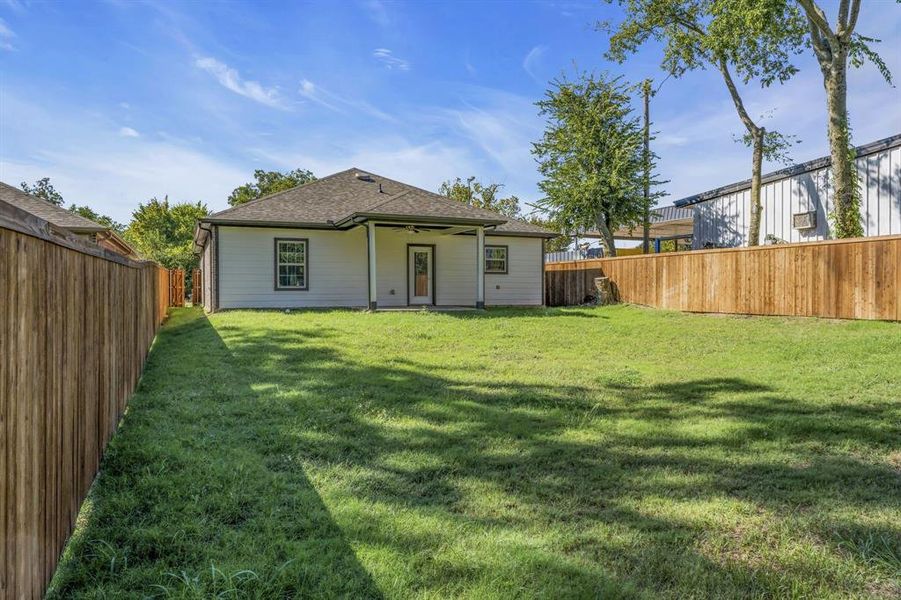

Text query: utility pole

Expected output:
[642,78,651,254]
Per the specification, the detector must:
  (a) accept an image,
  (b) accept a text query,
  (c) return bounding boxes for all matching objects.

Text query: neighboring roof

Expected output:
[0,181,107,232]
[582,205,694,241]
[199,168,557,238]
[674,133,901,208]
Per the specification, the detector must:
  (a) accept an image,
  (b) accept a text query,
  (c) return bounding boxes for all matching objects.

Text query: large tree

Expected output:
[438,176,521,218]
[124,197,209,274]
[605,0,805,246]
[20,177,64,206]
[532,73,652,257]
[795,0,892,238]
[228,168,316,206]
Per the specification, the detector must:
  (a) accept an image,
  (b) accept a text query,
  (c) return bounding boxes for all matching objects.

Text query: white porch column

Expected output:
[367,221,377,310]
[476,225,485,309]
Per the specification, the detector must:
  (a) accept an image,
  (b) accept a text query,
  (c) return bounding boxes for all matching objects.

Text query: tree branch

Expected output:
[807,16,833,70]
[716,58,760,135]
[844,0,861,39]
[797,0,839,49]
[837,0,850,30]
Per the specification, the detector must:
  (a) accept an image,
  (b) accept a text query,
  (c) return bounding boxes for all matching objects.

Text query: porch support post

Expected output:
[476,225,485,309]
[367,221,377,310]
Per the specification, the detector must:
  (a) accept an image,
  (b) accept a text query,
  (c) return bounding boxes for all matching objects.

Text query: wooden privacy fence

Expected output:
[169,268,185,307]
[546,235,901,321]
[0,200,171,599]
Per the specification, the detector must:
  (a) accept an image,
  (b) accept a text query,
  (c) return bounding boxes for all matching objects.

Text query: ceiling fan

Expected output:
[392,225,428,234]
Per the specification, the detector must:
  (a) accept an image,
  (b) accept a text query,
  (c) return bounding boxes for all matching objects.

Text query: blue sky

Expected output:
[1,0,899,223]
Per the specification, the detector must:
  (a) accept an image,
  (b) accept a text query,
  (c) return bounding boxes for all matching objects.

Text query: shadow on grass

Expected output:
[49,310,384,599]
[51,308,900,598]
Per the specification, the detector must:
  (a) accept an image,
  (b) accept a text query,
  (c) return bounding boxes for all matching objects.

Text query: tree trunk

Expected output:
[595,214,617,257]
[748,127,764,246]
[642,79,652,254]
[716,59,766,247]
[824,54,862,238]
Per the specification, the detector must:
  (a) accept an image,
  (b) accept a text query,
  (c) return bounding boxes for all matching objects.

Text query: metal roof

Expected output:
[673,133,901,208]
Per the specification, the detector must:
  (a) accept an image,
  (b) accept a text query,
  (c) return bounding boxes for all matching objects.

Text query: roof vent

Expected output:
[355,172,373,182]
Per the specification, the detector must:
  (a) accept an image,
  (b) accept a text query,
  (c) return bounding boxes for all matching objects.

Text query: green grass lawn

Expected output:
[50,306,900,599]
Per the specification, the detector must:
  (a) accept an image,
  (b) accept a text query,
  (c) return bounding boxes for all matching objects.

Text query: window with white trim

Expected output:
[484,245,508,274]
[275,238,308,290]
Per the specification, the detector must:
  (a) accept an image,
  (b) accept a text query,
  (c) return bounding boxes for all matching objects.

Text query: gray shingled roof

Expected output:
[203,168,556,236]
[0,181,107,232]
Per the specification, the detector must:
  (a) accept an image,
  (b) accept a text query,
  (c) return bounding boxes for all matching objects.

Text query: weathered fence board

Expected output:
[1,199,169,599]
[545,235,901,321]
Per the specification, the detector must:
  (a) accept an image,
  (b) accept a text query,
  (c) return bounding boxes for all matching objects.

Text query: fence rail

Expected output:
[546,235,900,321]
[1,199,170,599]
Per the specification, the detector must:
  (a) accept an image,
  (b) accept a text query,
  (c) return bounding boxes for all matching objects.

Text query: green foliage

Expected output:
[124,197,209,271]
[532,73,659,254]
[67,204,125,233]
[829,121,865,239]
[527,215,572,252]
[438,176,521,218]
[848,33,894,85]
[605,0,804,163]
[49,307,901,598]
[439,177,568,250]
[736,127,801,164]
[228,168,316,206]
[20,177,64,206]
[605,0,806,86]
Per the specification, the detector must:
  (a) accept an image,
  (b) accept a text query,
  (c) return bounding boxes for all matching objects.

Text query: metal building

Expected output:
[674,134,901,248]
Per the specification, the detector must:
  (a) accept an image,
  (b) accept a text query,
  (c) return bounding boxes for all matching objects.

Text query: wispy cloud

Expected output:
[0,18,16,51]
[298,79,340,111]
[298,78,396,121]
[194,56,285,108]
[119,126,140,138]
[373,48,410,71]
[522,45,547,83]
[0,91,247,221]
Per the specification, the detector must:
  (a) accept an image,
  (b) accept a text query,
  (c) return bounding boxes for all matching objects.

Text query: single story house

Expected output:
[0,181,136,257]
[675,133,901,248]
[193,169,557,311]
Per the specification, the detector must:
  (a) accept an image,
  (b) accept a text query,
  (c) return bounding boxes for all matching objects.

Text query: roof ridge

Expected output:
[359,188,413,213]
[207,168,357,219]
[361,172,515,222]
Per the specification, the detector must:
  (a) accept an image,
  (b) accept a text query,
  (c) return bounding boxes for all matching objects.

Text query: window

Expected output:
[275,238,308,290]
[484,245,508,274]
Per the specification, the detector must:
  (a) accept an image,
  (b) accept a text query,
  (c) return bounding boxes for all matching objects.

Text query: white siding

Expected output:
[693,143,901,248]
[485,236,543,306]
[374,230,544,307]
[201,239,212,312]
[218,226,368,308]
[374,228,477,306]
[214,225,545,309]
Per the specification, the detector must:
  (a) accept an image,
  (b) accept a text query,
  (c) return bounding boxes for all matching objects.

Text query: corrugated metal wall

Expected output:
[693,144,901,247]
